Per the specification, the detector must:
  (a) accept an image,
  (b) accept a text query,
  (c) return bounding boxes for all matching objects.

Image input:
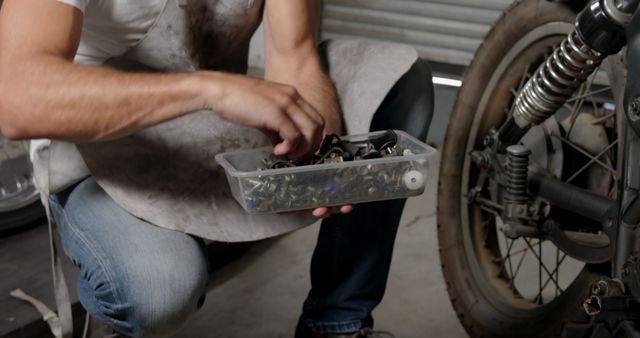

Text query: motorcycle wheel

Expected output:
[0,136,44,236]
[437,0,617,337]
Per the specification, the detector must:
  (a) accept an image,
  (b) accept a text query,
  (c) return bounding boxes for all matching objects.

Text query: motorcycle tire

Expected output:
[0,202,44,237]
[437,0,613,337]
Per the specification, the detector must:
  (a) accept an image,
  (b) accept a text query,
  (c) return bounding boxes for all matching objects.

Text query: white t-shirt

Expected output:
[30,0,166,165]
[56,0,167,65]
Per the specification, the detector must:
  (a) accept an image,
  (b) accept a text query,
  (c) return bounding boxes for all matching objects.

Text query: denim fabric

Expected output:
[300,59,434,334]
[49,179,209,338]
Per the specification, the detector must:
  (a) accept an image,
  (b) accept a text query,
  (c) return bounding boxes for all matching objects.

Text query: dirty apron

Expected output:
[34,0,420,242]
[24,1,418,336]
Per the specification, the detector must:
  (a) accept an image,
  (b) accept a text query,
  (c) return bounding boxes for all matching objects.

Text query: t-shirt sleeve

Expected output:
[55,0,89,13]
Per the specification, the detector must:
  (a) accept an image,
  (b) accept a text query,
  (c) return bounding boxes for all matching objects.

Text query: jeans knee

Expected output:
[78,251,209,338]
[129,289,207,337]
[123,261,208,337]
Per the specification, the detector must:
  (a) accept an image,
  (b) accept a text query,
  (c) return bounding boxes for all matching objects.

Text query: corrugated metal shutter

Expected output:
[321,0,514,66]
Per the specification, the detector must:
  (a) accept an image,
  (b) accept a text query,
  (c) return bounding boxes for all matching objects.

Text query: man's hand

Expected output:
[312,205,354,219]
[263,0,343,138]
[203,72,325,159]
[263,0,351,218]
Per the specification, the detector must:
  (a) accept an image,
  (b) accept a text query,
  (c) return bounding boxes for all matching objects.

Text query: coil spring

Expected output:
[505,145,531,204]
[513,30,604,125]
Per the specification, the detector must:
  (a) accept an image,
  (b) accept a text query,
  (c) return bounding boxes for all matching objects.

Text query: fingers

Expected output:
[214,74,324,158]
[263,110,301,156]
[283,100,324,159]
[312,207,330,219]
[311,205,355,219]
[272,85,324,158]
[339,205,354,214]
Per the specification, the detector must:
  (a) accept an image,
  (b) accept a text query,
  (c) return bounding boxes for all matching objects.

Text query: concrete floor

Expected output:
[0,85,466,338]
[175,156,468,338]
[174,85,468,338]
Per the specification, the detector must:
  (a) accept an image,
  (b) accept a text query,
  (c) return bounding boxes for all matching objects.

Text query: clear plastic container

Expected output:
[215,130,437,214]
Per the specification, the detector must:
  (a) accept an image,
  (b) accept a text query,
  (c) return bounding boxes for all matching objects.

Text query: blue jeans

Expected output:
[51,59,433,337]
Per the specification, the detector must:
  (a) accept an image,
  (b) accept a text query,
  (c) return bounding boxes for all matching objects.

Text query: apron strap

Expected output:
[10,145,74,338]
[9,289,64,338]
[44,190,75,338]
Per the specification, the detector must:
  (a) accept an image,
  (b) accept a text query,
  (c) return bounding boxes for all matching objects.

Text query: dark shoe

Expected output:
[338,328,395,338]
[295,320,394,338]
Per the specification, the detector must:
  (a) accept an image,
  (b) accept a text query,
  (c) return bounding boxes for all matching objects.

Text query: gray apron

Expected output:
[21,1,419,336]
[35,0,419,243]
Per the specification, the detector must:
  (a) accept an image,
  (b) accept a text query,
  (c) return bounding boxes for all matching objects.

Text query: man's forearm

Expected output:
[266,58,342,136]
[0,55,213,141]
[292,68,342,136]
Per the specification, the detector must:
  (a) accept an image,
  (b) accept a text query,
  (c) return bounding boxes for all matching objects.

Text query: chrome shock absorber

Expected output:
[497,0,630,147]
[503,145,533,238]
[512,31,604,126]
[505,145,531,205]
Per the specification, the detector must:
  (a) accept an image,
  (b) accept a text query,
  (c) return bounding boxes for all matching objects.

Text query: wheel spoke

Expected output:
[502,237,516,282]
[591,111,616,125]
[507,65,532,117]
[554,135,617,176]
[511,242,529,281]
[564,85,589,139]
[539,240,543,304]
[564,139,618,184]
[538,252,567,295]
[524,238,563,293]
[555,246,560,297]
[565,86,611,103]
[502,241,540,262]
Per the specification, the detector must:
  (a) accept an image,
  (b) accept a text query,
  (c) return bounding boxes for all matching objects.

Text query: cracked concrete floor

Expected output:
[175,155,469,338]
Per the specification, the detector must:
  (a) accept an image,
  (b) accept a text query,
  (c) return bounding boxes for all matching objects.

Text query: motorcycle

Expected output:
[0,137,44,236]
[438,0,640,336]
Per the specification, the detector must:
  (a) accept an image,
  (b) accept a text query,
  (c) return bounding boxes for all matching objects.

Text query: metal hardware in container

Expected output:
[215,130,437,214]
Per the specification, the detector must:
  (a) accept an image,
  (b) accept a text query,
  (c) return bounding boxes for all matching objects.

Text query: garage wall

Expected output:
[320,0,513,66]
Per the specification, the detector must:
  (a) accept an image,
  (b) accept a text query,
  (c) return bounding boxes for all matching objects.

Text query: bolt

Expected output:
[483,136,494,147]
[629,97,640,120]
[623,267,631,276]
[592,280,608,296]
[377,171,391,183]
[470,151,490,169]
[606,218,614,227]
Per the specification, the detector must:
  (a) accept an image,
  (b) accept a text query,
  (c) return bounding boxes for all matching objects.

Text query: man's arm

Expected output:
[263,0,342,136]
[263,1,353,217]
[0,0,323,158]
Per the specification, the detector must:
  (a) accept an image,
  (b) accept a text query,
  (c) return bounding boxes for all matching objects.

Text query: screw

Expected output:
[629,97,640,120]
[483,136,493,147]
[606,218,613,227]
[592,280,608,296]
